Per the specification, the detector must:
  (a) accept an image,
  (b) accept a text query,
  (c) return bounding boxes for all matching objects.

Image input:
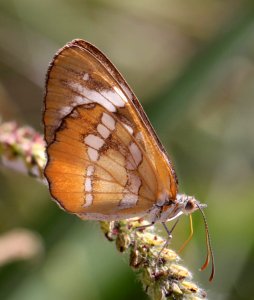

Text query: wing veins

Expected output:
[56,131,128,170]
[105,110,158,196]
[49,143,147,197]
[47,146,123,188]
[71,103,157,196]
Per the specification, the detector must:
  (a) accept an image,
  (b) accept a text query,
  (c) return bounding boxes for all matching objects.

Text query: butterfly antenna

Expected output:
[178,214,193,253]
[196,202,215,282]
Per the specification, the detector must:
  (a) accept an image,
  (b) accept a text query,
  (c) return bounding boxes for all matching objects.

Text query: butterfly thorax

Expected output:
[147,194,204,223]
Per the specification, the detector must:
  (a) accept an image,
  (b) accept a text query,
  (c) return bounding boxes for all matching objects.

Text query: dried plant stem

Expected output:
[0,121,207,300]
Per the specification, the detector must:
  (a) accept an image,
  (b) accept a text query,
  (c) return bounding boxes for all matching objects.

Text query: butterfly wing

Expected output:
[44,39,178,220]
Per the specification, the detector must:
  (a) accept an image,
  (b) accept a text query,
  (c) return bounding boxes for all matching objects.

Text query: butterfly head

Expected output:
[157,193,206,222]
[176,194,207,216]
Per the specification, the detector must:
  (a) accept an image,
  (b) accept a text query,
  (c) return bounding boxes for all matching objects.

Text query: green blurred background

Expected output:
[0,0,254,299]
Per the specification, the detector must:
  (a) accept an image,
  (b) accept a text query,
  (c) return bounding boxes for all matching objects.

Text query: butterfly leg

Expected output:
[155,219,179,264]
[134,221,155,232]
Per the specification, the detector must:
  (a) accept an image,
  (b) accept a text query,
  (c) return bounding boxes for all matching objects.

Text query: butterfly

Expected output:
[43,39,214,281]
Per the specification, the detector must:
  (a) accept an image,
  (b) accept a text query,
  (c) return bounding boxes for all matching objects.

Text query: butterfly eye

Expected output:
[185,199,196,212]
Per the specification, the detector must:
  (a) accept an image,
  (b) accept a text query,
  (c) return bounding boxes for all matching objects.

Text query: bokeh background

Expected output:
[0,1,254,299]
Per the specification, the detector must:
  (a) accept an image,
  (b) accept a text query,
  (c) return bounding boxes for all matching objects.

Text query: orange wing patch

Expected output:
[45,104,158,219]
